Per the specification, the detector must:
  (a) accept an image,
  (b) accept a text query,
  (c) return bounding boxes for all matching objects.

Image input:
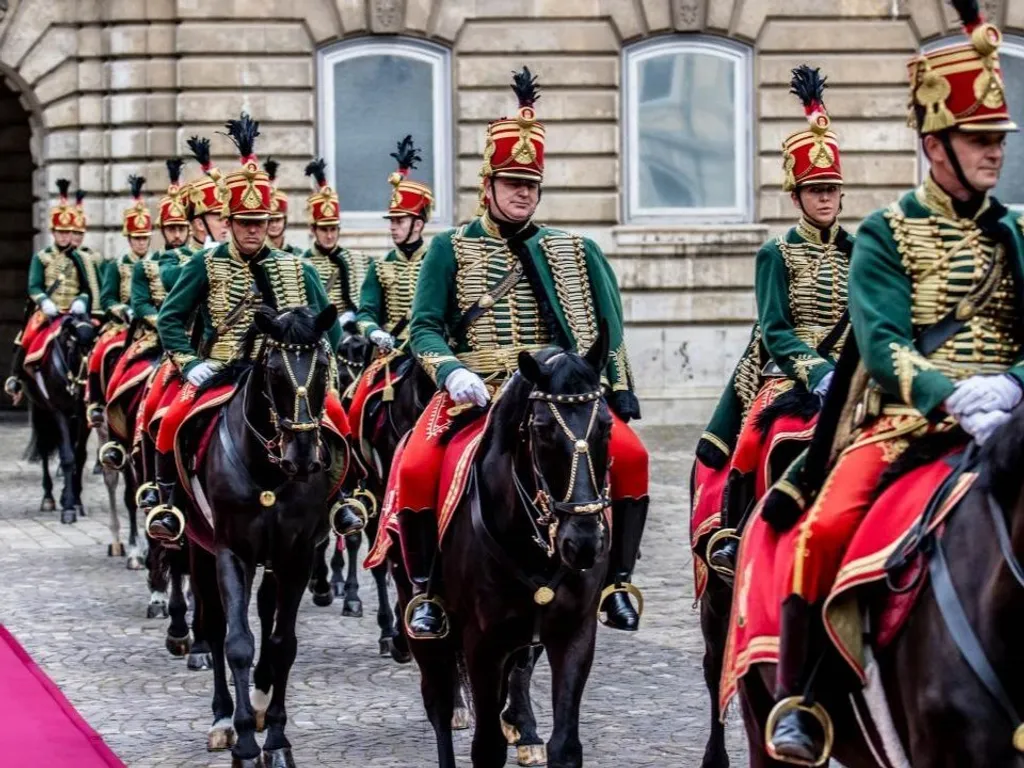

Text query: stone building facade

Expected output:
[0,0,1020,420]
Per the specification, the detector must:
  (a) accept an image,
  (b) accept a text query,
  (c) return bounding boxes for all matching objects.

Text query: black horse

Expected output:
[398,338,614,768]
[22,316,96,524]
[188,305,346,767]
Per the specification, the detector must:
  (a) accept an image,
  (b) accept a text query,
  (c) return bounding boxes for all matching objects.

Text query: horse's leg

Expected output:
[342,531,363,617]
[216,547,259,763]
[416,643,459,768]
[700,579,732,768]
[252,568,277,733]
[54,413,77,523]
[450,651,472,731]
[145,537,169,618]
[464,630,512,768]
[40,453,55,512]
[72,419,88,516]
[329,534,346,596]
[307,538,332,607]
[388,558,412,665]
[193,546,234,751]
[187,541,213,671]
[103,444,123,557]
[372,561,396,656]
[544,621,598,768]
[123,468,145,569]
[738,673,788,768]
[502,646,544,765]
[165,546,191,657]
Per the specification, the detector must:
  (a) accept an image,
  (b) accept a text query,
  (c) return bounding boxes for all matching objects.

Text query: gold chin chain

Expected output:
[264,338,325,432]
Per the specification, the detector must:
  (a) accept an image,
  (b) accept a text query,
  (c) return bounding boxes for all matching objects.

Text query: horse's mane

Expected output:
[755,386,819,436]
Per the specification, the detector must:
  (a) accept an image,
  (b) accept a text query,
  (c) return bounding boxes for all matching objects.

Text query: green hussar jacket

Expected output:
[849,176,1024,418]
[356,244,426,339]
[157,242,341,376]
[304,245,373,316]
[130,254,169,328]
[278,243,305,257]
[100,252,151,317]
[410,216,638,410]
[27,245,102,315]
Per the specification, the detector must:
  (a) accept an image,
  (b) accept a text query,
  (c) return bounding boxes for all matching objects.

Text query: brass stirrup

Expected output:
[135,482,158,508]
[404,594,449,640]
[706,527,741,578]
[330,497,367,537]
[354,488,379,518]
[98,440,127,471]
[598,582,645,623]
[87,403,105,425]
[145,504,185,543]
[764,696,834,767]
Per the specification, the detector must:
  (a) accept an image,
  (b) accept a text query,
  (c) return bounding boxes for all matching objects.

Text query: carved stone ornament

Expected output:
[674,0,702,30]
[370,0,405,33]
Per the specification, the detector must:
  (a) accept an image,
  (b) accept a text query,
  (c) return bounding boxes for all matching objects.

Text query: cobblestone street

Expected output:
[0,414,746,767]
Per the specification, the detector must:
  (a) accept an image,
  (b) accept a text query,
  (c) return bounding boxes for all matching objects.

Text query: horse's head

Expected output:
[55,316,96,396]
[253,304,337,478]
[336,332,372,391]
[515,327,612,572]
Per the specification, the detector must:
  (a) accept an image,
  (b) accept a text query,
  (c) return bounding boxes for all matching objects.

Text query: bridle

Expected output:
[244,336,329,466]
[511,385,611,558]
[55,318,89,397]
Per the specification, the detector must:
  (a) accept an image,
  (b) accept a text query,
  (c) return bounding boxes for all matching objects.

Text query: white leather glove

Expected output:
[812,370,834,398]
[445,368,489,407]
[945,374,1023,417]
[70,299,87,316]
[186,361,222,387]
[40,298,58,318]
[122,306,134,322]
[339,310,356,328]
[958,409,1013,445]
[369,329,395,351]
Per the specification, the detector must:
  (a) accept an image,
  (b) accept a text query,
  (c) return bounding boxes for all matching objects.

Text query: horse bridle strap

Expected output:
[263,337,326,432]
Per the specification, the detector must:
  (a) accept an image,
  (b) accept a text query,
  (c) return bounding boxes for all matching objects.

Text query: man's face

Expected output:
[70,231,84,247]
[949,131,1005,192]
[793,184,842,228]
[312,224,339,251]
[389,215,423,245]
[267,216,286,240]
[128,234,150,257]
[206,213,229,242]
[162,224,188,249]
[489,177,540,222]
[54,230,73,248]
[230,218,269,255]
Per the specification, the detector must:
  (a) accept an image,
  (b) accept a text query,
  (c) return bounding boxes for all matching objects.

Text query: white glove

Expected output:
[369,329,395,351]
[813,370,834,398]
[40,298,58,318]
[186,361,222,387]
[445,368,489,407]
[958,409,1013,445]
[945,374,1023,418]
[122,306,135,322]
[70,299,87,316]
[339,310,356,328]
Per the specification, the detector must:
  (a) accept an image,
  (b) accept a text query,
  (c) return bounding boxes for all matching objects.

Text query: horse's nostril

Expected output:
[308,460,322,474]
[280,459,297,476]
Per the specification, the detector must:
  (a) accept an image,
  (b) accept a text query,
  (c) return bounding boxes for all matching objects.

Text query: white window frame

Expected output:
[316,37,453,228]
[622,36,754,224]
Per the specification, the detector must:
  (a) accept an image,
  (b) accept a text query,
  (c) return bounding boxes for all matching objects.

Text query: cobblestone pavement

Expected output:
[0,414,748,767]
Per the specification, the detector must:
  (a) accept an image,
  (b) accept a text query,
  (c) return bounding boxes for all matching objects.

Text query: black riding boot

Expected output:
[707,469,753,580]
[769,595,828,764]
[146,449,184,545]
[398,509,447,639]
[86,372,105,426]
[135,433,160,513]
[4,345,25,400]
[600,497,648,631]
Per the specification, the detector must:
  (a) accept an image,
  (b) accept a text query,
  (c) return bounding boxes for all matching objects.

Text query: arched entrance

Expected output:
[0,77,35,405]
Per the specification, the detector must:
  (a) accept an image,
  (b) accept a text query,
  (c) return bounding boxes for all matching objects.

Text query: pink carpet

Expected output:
[0,624,124,766]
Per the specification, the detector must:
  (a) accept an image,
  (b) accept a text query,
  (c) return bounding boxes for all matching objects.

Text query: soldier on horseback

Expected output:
[146,113,362,545]
[264,158,304,256]
[5,179,102,404]
[393,67,649,640]
[764,3,1024,762]
[694,65,853,581]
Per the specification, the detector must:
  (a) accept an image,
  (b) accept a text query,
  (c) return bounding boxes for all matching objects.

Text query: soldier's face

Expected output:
[162,224,188,249]
[950,131,1005,191]
[206,213,229,242]
[69,231,84,247]
[128,235,150,257]
[54,230,73,248]
[313,225,339,251]
[230,218,269,255]
[490,177,540,222]
[267,216,286,240]
[793,184,841,228]
[389,215,423,245]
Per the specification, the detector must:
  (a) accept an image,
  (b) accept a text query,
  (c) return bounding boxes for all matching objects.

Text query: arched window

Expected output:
[622,36,753,224]
[316,38,453,226]
[919,35,1024,206]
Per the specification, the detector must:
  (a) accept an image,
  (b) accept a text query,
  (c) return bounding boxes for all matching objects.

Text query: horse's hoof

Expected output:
[60,509,76,525]
[451,706,471,731]
[263,747,296,768]
[311,590,333,608]
[146,602,168,619]
[166,633,191,657]
[502,718,520,745]
[251,687,272,733]
[108,542,125,557]
[516,744,547,766]
[126,555,145,571]
[232,756,265,768]
[76,504,86,518]
[378,637,393,657]
[342,598,363,618]
[207,719,236,751]
[40,497,55,512]
[187,651,213,671]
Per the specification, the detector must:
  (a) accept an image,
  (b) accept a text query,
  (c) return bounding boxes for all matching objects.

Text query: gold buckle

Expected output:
[330,497,368,536]
[403,594,449,640]
[598,582,644,622]
[145,504,185,543]
[764,696,834,767]
[98,440,127,471]
[706,527,741,579]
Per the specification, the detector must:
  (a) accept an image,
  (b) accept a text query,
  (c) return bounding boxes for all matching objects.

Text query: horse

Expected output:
[21,315,96,524]
[186,305,348,767]
[397,337,615,768]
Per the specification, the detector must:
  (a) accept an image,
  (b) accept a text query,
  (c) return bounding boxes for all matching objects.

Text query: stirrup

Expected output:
[87,403,105,426]
[706,527,741,578]
[354,487,379,518]
[598,582,645,623]
[404,594,449,640]
[330,497,368,536]
[135,482,158,508]
[765,696,834,767]
[145,504,185,543]
[98,440,127,471]
[4,375,21,396]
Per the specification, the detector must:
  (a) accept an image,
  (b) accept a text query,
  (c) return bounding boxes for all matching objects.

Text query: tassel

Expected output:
[382,356,394,402]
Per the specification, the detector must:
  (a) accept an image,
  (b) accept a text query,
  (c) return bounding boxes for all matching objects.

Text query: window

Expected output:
[317,38,452,226]
[622,36,753,224]
[920,35,1024,206]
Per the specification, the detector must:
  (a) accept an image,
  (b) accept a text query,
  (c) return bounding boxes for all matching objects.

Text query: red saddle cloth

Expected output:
[690,459,729,602]
[23,315,66,365]
[719,452,975,713]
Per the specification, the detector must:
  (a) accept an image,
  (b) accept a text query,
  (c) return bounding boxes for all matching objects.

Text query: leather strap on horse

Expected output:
[451,261,524,340]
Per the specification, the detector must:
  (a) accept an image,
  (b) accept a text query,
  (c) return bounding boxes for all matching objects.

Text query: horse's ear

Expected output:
[253,307,278,339]
[518,350,543,384]
[315,304,338,335]
[584,320,610,374]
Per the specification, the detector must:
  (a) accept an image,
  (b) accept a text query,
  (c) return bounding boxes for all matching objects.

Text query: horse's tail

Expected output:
[29,403,59,461]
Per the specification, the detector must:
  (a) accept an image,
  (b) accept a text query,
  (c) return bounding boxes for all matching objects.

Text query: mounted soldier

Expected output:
[264,157,304,256]
[389,67,649,640]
